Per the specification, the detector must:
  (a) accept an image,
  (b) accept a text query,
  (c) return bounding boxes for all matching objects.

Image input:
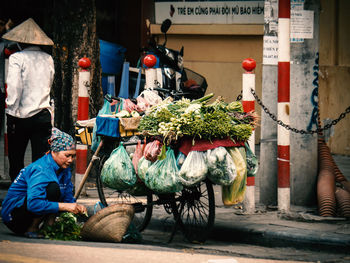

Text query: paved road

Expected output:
[0,230,311,263]
[1,213,350,263]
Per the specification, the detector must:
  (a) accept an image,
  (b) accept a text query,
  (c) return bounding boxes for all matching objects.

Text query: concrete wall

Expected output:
[260,0,319,207]
[151,24,263,143]
[319,0,350,155]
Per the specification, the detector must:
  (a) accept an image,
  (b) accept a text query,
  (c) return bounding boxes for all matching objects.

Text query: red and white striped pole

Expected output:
[143,54,158,89]
[75,57,91,196]
[242,58,256,213]
[277,0,291,212]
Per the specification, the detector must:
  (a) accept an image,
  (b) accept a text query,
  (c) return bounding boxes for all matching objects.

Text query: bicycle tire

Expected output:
[172,179,215,243]
[96,153,153,232]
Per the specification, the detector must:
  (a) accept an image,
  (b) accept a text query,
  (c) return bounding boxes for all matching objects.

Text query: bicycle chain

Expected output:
[240,88,350,135]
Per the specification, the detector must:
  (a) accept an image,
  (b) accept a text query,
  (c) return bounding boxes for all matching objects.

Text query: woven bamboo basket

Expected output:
[81,204,134,243]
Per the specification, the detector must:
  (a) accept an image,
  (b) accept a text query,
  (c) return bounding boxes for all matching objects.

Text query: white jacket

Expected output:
[6,46,54,118]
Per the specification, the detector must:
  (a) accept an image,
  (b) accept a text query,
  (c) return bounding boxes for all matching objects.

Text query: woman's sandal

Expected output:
[24,232,45,239]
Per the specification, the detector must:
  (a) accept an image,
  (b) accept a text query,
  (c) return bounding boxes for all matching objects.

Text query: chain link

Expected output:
[236,90,242,101]
[249,88,350,135]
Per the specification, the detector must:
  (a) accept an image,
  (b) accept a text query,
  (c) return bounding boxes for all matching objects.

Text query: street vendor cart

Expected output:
[74,89,258,243]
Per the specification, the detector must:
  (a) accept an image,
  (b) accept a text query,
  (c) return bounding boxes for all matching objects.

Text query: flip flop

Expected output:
[24,232,45,239]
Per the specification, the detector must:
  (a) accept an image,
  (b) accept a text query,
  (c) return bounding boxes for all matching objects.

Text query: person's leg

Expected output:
[4,198,38,235]
[46,182,61,201]
[5,182,61,236]
[26,182,61,234]
[42,182,61,227]
[6,114,30,181]
[29,109,52,162]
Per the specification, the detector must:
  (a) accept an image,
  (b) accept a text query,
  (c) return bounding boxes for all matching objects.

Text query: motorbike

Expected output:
[142,19,208,100]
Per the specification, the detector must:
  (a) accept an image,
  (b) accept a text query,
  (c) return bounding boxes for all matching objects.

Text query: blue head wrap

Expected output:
[49,127,75,152]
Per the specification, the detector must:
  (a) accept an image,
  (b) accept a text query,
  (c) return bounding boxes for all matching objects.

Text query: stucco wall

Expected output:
[319,0,350,155]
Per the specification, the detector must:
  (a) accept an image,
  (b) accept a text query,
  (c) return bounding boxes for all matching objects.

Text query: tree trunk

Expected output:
[50,0,103,135]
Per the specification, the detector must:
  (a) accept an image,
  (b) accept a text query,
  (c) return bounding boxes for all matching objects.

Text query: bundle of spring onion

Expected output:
[138,94,258,144]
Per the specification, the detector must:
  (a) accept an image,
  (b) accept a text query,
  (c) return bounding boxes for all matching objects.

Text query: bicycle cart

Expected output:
[74,83,257,243]
[75,123,217,243]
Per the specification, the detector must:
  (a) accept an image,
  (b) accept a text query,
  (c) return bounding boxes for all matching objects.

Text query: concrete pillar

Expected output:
[260,0,319,207]
[290,0,319,206]
[260,0,279,206]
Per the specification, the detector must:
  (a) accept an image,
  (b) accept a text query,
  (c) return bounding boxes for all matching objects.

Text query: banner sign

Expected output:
[155,1,264,24]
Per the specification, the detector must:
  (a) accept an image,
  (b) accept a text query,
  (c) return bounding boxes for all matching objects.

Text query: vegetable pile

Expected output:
[138,94,258,144]
[40,212,83,241]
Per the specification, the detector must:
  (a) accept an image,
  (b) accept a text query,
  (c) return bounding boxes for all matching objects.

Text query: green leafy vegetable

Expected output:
[139,94,258,143]
[40,212,83,241]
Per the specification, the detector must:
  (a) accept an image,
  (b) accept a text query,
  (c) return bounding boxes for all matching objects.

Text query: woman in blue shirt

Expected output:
[1,128,87,238]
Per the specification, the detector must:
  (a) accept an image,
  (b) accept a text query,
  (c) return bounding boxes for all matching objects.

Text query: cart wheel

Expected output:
[96,154,153,232]
[172,179,215,243]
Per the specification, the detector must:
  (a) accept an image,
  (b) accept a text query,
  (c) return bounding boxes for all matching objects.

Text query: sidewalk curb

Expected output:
[211,221,350,252]
[133,210,350,252]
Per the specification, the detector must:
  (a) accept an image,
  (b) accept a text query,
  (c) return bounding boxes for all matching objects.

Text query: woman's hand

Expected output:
[58,202,87,215]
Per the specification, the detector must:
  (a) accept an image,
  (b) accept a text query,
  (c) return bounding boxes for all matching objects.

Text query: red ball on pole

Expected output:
[78,57,91,69]
[242,58,256,72]
[143,54,157,68]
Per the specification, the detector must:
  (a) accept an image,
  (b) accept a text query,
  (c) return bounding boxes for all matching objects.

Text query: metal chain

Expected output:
[236,90,242,101]
[250,88,350,135]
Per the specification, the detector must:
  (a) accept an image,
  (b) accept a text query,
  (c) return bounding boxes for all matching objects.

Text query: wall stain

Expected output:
[307,52,319,131]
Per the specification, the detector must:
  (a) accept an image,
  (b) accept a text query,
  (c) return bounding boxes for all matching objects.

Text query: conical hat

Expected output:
[2,18,54,46]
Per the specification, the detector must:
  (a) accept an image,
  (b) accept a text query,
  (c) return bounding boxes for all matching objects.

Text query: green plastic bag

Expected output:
[245,142,259,177]
[137,156,152,182]
[101,144,137,190]
[145,148,183,194]
[91,99,113,152]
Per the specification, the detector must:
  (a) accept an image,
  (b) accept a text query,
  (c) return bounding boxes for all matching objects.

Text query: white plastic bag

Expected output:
[138,89,162,107]
[206,147,237,186]
[178,151,208,187]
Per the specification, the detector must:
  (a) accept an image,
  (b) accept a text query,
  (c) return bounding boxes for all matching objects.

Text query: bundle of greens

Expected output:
[40,212,83,241]
[138,94,257,144]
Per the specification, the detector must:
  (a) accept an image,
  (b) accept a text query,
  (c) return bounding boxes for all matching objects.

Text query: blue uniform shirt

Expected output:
[1,153,75,223]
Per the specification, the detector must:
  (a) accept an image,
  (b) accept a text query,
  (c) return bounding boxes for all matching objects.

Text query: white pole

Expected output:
[242,58,256,214]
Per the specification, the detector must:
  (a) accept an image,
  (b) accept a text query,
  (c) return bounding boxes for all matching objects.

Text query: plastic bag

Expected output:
[245,142,259,177]
[176,152,186,169]
[178,151,208,187]
[143,140,162,162]
[123,98,138,113]
[124,136,139,157]
[145,148,183,194]
[136,96,150,112]
[132,140,144,173]
[222,147,247,206]
[91,99,113,152]
[101,144,137,190]
[122,222,142,244]
[206,147,237,186]
[138,89,162,107]
[137,156,152,182]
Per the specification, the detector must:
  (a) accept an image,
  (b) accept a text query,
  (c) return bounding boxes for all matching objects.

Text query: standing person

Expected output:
[1,128,87,238]
[2,18,54,182]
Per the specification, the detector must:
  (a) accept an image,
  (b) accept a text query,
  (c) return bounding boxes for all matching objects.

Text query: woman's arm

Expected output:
[58,202,87,215]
